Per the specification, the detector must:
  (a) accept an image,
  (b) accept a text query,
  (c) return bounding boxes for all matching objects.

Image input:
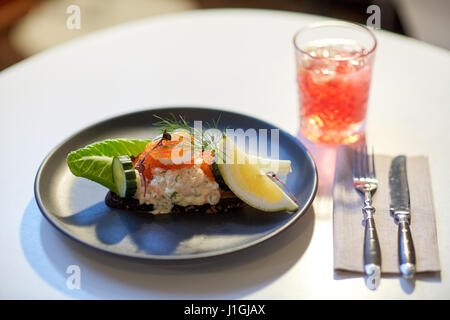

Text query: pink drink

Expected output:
[294,23,377,144]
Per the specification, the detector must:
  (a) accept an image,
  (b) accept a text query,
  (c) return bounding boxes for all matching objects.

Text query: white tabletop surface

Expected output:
[1,9,449,300]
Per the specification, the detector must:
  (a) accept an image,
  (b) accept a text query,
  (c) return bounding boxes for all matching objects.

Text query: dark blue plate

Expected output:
[34,107,317,260]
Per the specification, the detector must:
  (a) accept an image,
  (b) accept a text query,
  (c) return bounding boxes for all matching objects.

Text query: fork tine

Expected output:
[371,146,376,178]
[363,144,369,178]
[359,145,365,179]
[354,146,362,179]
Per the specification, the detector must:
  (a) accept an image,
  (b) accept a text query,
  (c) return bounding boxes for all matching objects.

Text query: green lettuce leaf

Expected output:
[67,139,150,193]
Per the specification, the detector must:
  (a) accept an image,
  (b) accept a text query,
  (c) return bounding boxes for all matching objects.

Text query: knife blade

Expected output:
[389,155,416,279]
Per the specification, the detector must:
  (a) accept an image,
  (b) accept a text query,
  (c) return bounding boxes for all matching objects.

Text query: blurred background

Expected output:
[1,0,449,71]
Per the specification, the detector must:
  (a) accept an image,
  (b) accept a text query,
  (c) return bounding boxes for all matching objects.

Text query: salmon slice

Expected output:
[133,133,216,181]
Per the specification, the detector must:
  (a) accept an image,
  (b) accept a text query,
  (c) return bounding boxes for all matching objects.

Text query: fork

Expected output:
[353,144,382,277]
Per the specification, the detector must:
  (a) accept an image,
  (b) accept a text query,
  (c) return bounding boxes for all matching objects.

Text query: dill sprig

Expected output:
[152,113,226,153]
[153,113,192,134]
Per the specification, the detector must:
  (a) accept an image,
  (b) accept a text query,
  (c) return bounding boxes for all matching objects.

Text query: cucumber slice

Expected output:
[212,161,230,191]
[112,155,137,198]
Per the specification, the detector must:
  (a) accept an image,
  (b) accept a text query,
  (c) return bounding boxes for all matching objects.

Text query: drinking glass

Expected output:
[294,21,377,144]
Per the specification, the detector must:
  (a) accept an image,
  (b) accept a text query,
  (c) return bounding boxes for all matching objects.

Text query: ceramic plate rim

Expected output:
[34,106,318,261]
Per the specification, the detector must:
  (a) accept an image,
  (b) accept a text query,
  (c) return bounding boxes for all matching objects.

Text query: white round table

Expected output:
[1,9,449,299]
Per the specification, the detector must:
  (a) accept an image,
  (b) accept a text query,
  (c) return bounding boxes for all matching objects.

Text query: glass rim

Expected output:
[293,20,378,61]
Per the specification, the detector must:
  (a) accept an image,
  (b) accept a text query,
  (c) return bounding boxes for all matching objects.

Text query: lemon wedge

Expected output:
[216,137,299,212]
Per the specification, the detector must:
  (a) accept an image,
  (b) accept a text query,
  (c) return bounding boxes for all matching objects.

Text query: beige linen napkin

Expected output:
[333,145,441,274]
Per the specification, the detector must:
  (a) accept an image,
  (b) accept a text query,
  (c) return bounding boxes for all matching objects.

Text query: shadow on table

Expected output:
[296,131,339,222]
[58,199,293,257]
[20,198,315,299]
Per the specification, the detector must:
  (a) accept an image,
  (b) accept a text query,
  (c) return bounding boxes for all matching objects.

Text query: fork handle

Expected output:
[363,210,382,276]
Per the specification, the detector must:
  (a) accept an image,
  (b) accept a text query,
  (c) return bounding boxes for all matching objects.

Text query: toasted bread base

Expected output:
[105,191,245,214]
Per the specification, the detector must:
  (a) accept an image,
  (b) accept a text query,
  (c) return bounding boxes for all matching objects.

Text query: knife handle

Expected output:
[398,219,416,279]
[363,214,382,276]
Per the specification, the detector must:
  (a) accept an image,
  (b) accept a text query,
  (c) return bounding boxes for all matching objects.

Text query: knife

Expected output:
[389,155,416,279]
